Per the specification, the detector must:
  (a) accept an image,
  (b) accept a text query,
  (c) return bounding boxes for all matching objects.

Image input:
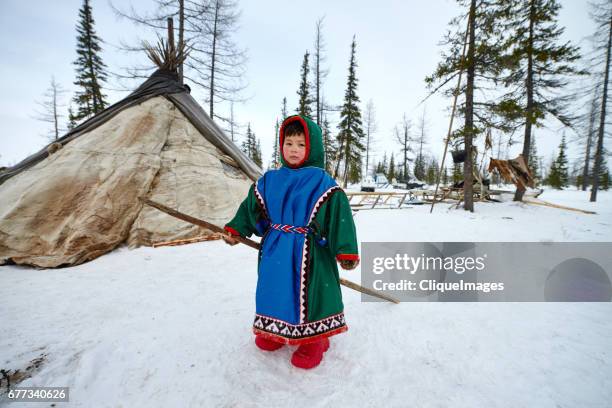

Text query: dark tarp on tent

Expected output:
[0,69,262,185]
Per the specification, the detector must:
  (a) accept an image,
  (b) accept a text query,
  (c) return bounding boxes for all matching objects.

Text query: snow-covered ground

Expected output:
[1,189,611,407]
[353,188,612,242]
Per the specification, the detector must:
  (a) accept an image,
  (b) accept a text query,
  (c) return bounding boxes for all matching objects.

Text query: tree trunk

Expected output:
[463,0,477,212]
[591,15,612,202]
[209,0,220,118]
[315,23,321,125]
[178,0,184,84]
[53,86,59,140]
[342,130,350,188]
[514,0,536,202]
[404,124,408,181]
[333,136,344,179]
[582,91,597,190]
[365,125,370,178]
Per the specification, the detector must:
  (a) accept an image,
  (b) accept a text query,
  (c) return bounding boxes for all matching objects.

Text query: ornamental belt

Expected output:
[269,223,312,234]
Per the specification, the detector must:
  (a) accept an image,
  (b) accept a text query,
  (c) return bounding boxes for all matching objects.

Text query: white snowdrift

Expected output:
[1,189,611,407]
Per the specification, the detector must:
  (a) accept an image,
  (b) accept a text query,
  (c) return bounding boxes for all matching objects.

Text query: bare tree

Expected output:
[413,106,429,181]
[111,0,248,122]
[580,82,601,190]
[227,100,245,143]
[312,16,329,125]
[34,76,67,141]
[394,114,414,182]
[589,0,612,202]
[363,99,378,178]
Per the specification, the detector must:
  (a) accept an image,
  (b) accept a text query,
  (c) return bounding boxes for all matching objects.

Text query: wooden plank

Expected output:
[371,194,381,209]
[397,193,408,208]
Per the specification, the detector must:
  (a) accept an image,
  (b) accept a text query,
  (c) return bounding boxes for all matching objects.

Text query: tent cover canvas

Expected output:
[0,70,262,267]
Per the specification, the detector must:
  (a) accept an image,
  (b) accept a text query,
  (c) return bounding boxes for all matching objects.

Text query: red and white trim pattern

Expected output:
[297,185,342,324]
[307,186,342,224]
[269,223,311,234]
[253,312,347,345]
[253,182,268,220]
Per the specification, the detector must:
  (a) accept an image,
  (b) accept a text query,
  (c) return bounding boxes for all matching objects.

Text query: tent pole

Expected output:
[430,17,470,214]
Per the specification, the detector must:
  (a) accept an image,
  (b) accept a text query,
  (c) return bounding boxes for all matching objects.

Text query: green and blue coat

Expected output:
[224,115,359,345]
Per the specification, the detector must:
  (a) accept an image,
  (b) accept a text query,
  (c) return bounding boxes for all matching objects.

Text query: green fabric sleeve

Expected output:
[224,183,264,238]
[324,190,359,259]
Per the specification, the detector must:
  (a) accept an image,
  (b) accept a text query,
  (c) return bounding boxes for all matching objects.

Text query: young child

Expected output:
[221,114,359,369]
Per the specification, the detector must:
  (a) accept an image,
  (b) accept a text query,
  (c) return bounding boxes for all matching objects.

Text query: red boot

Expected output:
[255,334,285,351]
[291,337,330,369]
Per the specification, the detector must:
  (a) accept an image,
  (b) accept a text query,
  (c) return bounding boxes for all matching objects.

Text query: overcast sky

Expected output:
[0,0,600,176]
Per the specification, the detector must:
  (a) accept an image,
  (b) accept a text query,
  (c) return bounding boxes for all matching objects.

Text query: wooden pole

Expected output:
[178,0,184,84]
[523,199,596,215]
[430,17,471,213]
[167,17,175,53]
[140,197,399,304]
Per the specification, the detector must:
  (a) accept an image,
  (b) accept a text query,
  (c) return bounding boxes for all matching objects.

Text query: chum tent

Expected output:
[0,69,262,268]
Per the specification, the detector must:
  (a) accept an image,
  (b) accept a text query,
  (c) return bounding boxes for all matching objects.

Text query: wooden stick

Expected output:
[339,278,399,304]
[430,17,471,214]
[397,193,408,208]
[153,235,218,248]
[140,197,260,250]
[371,195,381,209]
[140,197,400,303]
[523,199,596,215]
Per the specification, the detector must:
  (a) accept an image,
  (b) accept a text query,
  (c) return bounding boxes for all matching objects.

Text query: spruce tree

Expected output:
[297,51,313,117]
[242,123,262,168]
[602,171,610,190]
[426,0,508,211]
[67,104,78,131]
[321,114,335,173]
[387,154,396,182]
[253,137,263,168]
[426,158,439,185]
[397,168,405,184]
[556,135,569,188]
[381,152,388,175]
[548,135,569,188]
[270,119,280,169]
[240,126,251,156]
[442,166,450,186]
[452,162,463,185]
[499,0,584,201]
[72,0,108,122]
[528,133,541,183]
[281,97,288,119]
[375,157,384,175]
[546,155,560,188]
[414,154,426,181]
[335,36,365,187]
[597,151,609,190]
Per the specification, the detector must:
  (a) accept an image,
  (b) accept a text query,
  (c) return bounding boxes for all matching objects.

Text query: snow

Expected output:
[1,189,611,407]
[355,188,612,242]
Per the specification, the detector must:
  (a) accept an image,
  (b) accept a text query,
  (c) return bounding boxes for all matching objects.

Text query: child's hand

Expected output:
[339,259,359,270]
[219,231,240,246]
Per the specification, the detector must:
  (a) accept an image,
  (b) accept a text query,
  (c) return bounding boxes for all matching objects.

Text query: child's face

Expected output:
[283,133,306,166]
